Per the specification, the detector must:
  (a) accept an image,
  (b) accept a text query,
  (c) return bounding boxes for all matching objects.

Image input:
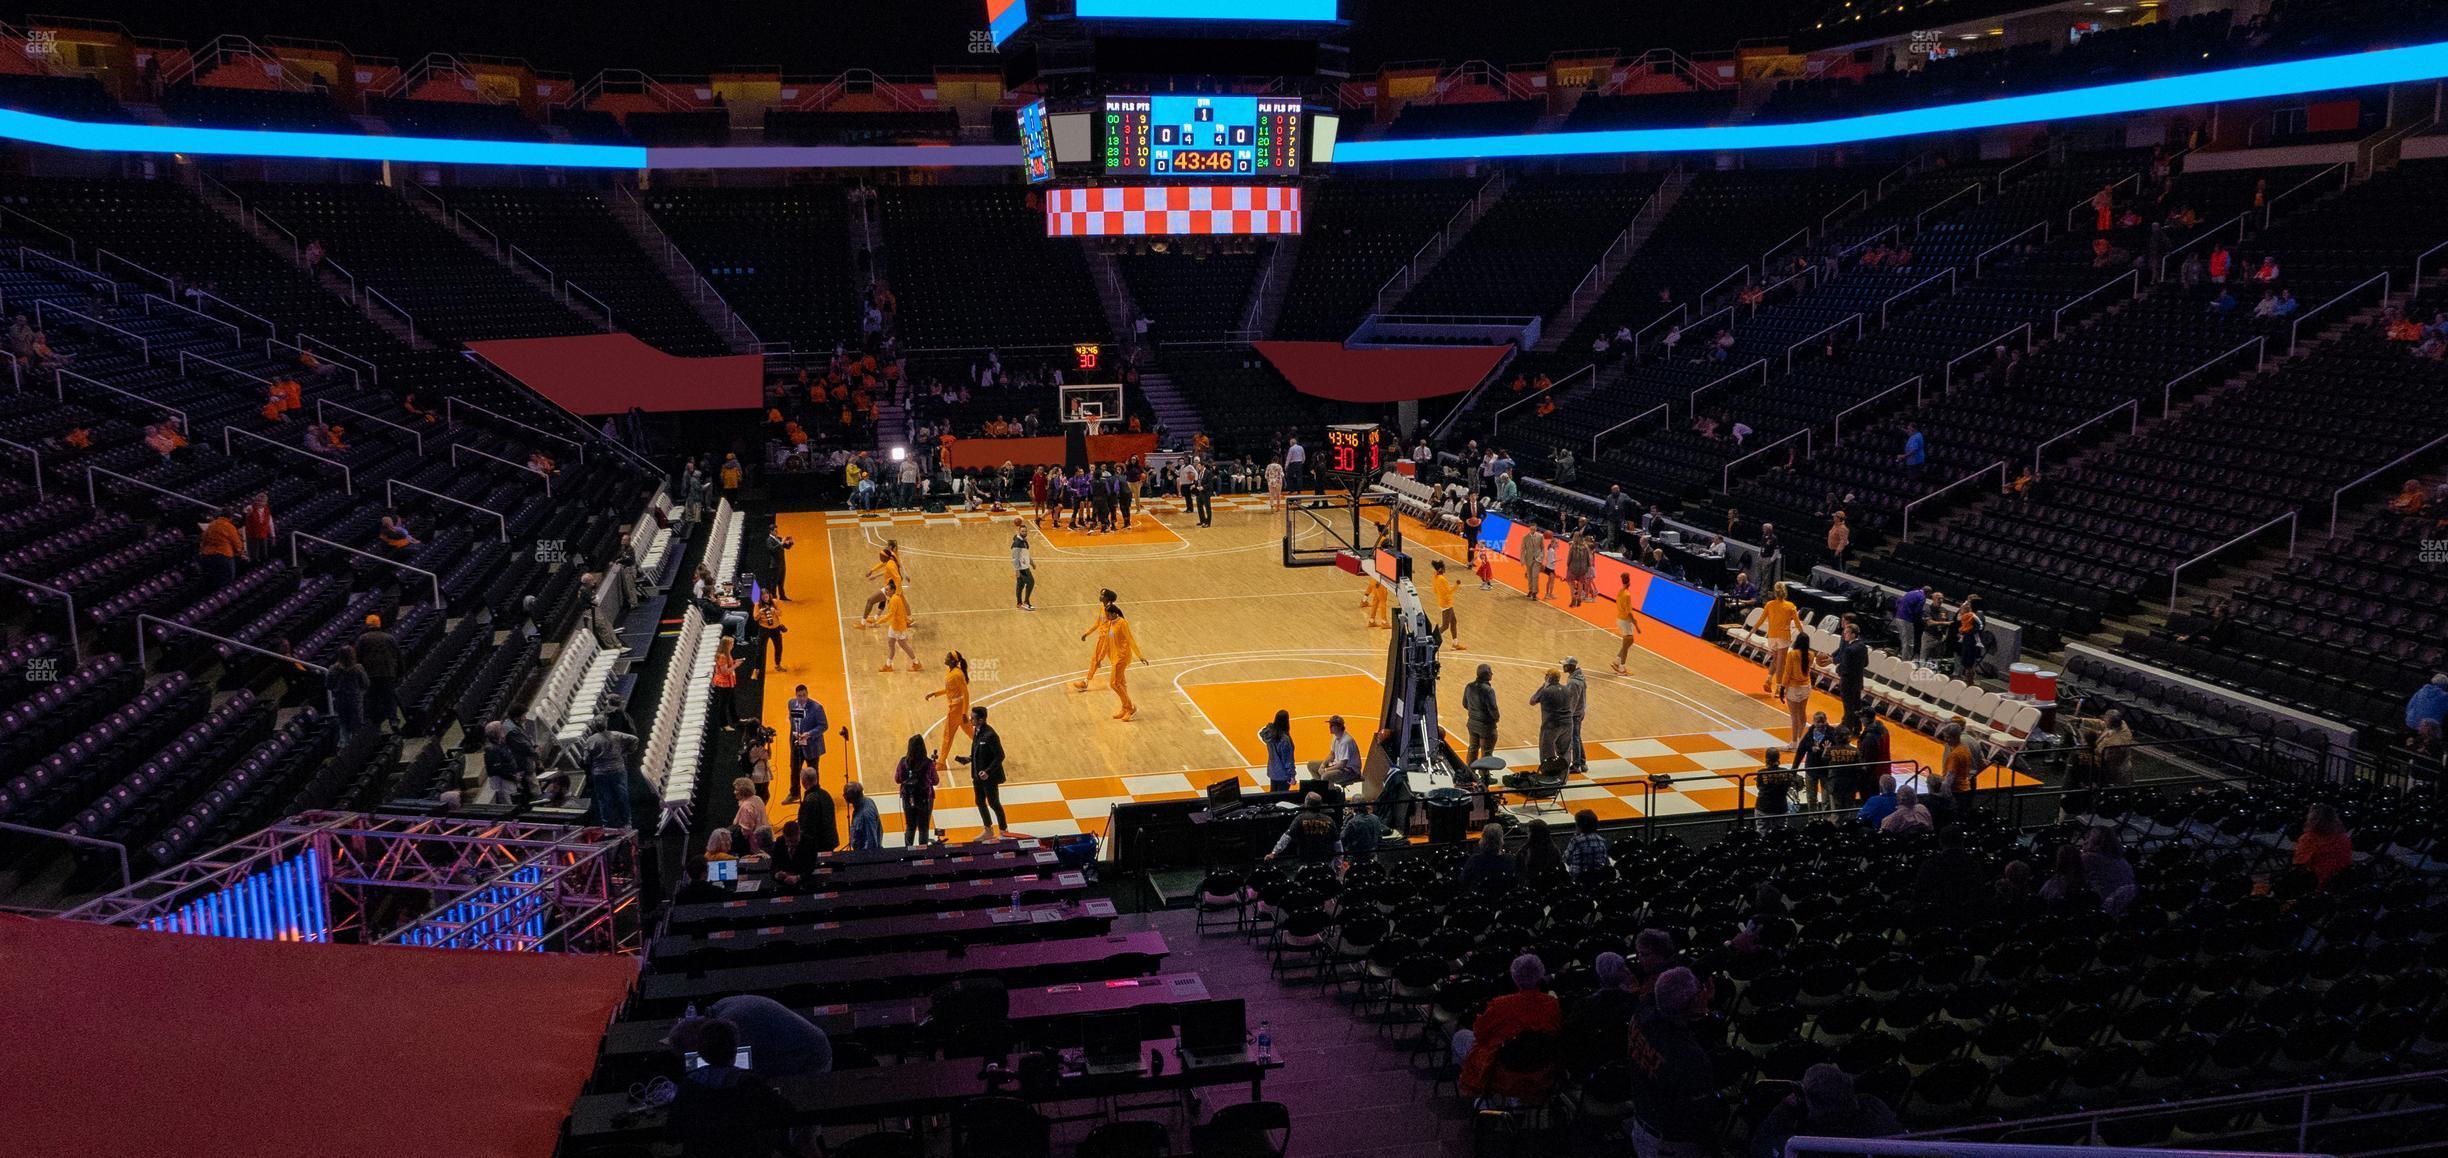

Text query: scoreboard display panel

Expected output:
[1103,95,1301,176]
[1017,101,1053,183]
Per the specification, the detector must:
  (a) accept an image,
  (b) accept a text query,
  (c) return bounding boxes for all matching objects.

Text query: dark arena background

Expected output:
[4,1,2448,1156]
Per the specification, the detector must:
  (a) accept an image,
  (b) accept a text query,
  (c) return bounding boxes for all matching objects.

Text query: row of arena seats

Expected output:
[1218,772,2448,1150]
[1724,609,2043,754]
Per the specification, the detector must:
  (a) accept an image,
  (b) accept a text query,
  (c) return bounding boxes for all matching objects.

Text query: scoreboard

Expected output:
[1103,95,1301,177]
[1326,423,1383,481]
[1017,101,1052,184]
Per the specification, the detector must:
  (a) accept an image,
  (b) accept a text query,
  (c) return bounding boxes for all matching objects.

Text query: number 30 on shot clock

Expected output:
[1327,423,1381,479]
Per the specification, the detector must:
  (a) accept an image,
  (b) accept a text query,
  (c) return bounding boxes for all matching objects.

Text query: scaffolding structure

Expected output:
[57,811,639,954]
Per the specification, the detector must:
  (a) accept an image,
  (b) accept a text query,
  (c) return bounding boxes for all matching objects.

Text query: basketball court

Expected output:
[752,483,2038,842]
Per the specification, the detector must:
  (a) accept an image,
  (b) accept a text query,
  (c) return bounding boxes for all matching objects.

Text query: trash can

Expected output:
[1424,788,1473,845]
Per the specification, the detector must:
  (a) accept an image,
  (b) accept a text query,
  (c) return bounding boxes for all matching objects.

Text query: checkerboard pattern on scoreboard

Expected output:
[1045,185,1302,237]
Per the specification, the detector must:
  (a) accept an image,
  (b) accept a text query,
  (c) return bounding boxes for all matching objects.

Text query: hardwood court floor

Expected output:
[753,494,2035,841]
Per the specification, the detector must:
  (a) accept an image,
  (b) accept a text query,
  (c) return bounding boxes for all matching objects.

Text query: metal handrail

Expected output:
[1915,182,1983,234]
[1972,221,2047,277]
[1688,357,1768,415]
[1653,303,1735,364]
[0,435,40,499]
[1898,1066,2448,1148]
[456,209,505,259]
[567,281,614,331]
[225,427,352,494]
[136,614,337,724]
[56,368,183,431]
[1757,226,1809,278]
[444,397,586,458]
[96,248,175,297]
[2262,160,2351,228]
[0,818,125,888]
[1991,148,2049,191]
[0,569,78,657]
[254,208,302,259]
[1943,323,2032,390]
[1796,1139,2317,1158]
[142,293,241,347]
[179,349,270,386]
[2288,271,2388,353]
[264,336,361,392]
[0,347,18,391]
[2032,398,2138,477]
[1630,302,1689,360]
[189,289,277,339]
[1,204,78,259]
[1591,402,1669,458]
[2051,268,2138,338]
[2329,430,2448,536]
[1721,427,1810,492]
[1818,188,1868,234]
[2414,237,2448,293]
[1831,375,1922,446]
[511,243,557,287]
[451,443,553,496]
[2157,336,2264,416]
[294,332,379,386]
[385,479,507,542]
[1839,224,1898,260]
[1879,269,1956,326]
[1784,313,1863,372]
[316,398,424,455]
[18,246,115,303]
[86,466,219,516]
[1698,265,1749,306]
[2063,171,2139,233]
[2157,210,2251,282]
[363,286,415,343]
[289,532,442,607]
[1490,363,1592,434]
[34,300,147,361]
[2169,511,2297,611]
[1901,460,2005,542]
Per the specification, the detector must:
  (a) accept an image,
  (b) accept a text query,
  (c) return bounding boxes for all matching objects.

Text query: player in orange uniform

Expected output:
[1103,603,1144,721]
[858,542,907,628]
[1068,588,1119,691]
[1362,572,1390,628]
[880,579,919,672]
[1430,559,1465,651]
[925,651,973,752]
[1611,573,1644,675]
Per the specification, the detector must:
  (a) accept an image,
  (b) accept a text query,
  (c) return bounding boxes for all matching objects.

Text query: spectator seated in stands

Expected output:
[1749,1064,1903,1157]
[377,515,419,553]
[1858,773,1898,828]
[1879,783,1932,834]
[1340,801,1390,865]
[1564,951,1638,1079]
[1626,966,1717,1154]
[703,827,737,862]
[2405,674,2448,735]
[1459,823,1515,894]
[672,858,728,907]
[660,1017,792,1158]
[669,994,834,1078]
[2389,479,2430,514]
[143,421,187,460]
[1454,952,1562,1106]
[2291,803,2354,888]
[1265,793,1340,864]
[2081,826,2138,914]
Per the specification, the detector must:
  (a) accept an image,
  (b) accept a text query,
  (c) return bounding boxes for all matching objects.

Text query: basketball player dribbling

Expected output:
[1069,589,1119,691]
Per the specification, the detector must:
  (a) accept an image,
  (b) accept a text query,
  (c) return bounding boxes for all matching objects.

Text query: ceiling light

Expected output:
[2104,6,2127,11]
[1960,33,1979,40]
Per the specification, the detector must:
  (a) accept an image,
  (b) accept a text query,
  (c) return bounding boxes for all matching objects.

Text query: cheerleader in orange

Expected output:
[1103,603,1144,721]
[925,651,974,751]
[1362,572,1390,628]
[1068,588,1119,691]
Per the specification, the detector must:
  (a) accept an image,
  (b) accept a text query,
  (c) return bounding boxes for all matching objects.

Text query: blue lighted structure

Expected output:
[142,848,331,942]
[0,41,2437,169]
[1075,0,1338,20]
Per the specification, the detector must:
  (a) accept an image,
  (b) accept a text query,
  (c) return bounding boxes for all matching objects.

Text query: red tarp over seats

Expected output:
[1252,341,1513,403]
[465,333,764,415]
[943,432,1157,469]
[0,916,636,1158]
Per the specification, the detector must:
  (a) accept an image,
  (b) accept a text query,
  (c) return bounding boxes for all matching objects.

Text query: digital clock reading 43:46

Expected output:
[1154,149,1246,174]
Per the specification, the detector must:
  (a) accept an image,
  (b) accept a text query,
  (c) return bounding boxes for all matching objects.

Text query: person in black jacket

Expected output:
[799,775,839,854]
[354,615,403,732]
[662,1017,792,1158]
[763,524,793,601]
[957,705,1009,841]
[769,819,822,891]
[1625,967,1717,1155]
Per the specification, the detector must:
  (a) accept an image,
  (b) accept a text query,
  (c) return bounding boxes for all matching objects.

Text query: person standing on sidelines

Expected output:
[959,705,1009,841]
[754,592,787,672]
[1069,588,1119,691]
[1612,575,1645,674]
[1104,603,1144,722]
[1563,657,1589,775]
[1362,569,1391,629]
[1265,456,1286,512]
[1259,709,1297,793]
[784,684,824,803]
[1519,523,1547,602]
[764,523,794,601]
[1463,664,1500,768]
[356,614,403,733]
[1010,518,1036,611]
[1759,583,1799,694]
[1431,559,1466,651]
[1192,458,1215,527]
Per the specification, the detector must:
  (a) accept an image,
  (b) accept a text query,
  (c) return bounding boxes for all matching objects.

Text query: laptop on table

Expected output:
[1078,1011,1144,1077]
[1176,998,1248,1069]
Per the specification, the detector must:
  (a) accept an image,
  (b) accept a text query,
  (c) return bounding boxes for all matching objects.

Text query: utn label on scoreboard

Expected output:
[1103,95,1301,177]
